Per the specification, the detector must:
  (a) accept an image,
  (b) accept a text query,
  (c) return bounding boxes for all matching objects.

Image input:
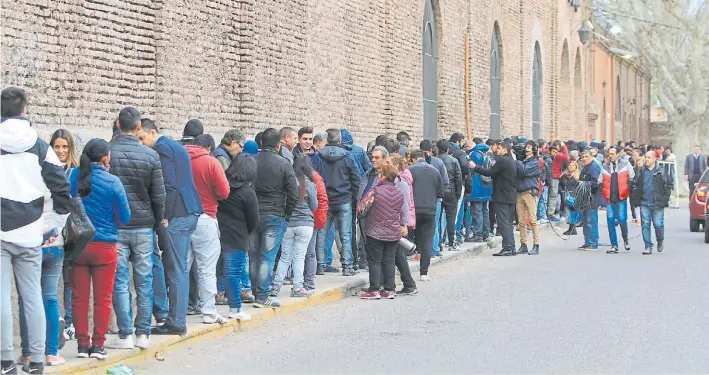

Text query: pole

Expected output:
[464,30,471,140]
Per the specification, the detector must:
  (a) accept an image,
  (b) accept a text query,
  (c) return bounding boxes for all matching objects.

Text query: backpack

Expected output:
[479,152,494,185]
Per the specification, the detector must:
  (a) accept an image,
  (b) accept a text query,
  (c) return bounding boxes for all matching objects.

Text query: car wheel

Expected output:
[690,218,700,232]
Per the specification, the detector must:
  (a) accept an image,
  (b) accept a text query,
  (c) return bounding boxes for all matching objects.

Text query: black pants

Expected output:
[489,201,496,233]
[189,262,199,307]
[395,244,416,289]
[366,236,397,291]
[414,213,435,275]
[442,196,458,246]
[494,203,516,251]
[352,201,364,266]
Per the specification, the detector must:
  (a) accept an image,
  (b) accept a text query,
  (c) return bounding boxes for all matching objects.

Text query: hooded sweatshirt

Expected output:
[186,145,230,218]
[340,128,372,177]
[1,117,72,247]
[469,143,492,201]
[317,144,361,206]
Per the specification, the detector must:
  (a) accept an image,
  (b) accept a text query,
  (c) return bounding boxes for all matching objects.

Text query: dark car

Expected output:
[689,168,709,232]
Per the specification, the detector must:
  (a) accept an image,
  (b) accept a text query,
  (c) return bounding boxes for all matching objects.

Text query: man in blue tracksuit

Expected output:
[469,141,493,242]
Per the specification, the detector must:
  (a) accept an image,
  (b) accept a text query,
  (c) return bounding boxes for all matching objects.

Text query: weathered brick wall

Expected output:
[2,0,588,145]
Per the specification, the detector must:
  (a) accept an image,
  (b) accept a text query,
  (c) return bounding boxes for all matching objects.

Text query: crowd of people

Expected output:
[0,86,679,374]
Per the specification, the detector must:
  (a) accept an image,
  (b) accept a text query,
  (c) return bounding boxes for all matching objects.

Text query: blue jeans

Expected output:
[471,201,490,239]
[162,215,198,329]
[242,253,251,290]
[537,186,549,221]
[320,203,353,266]
[115,228,154,337]
[152,231,169,321]
[640,206,665,249]
[19,247,63,356]
[222,250,247,310]
[606,200,629,247]
[581,208,599,247]
[249,216,288,301]
[566,208,581,225]
[456,196,472,239]
[325,225,336,265]
[432,200,442,255]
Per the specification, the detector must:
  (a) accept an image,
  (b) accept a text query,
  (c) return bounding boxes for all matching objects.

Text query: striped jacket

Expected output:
[0,117,72,248]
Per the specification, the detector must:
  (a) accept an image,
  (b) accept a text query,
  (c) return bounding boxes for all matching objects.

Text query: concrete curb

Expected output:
[51,236,507,374]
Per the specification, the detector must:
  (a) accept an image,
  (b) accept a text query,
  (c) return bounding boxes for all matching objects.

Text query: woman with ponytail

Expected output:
[271,153,318,297]
[67,139,131,360]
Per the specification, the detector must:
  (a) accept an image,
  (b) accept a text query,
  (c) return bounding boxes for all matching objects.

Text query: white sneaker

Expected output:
[135,334,150,349]
[64,324,75,340]
[105,335,134,349]
[228,309,252,321]
[420,275,432,282]
[202,314,227,324]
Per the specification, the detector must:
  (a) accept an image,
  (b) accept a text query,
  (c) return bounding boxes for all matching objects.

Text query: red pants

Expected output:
[71,242,118,348]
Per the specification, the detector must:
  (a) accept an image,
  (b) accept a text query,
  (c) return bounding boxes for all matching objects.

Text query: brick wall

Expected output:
[3,0,589,145]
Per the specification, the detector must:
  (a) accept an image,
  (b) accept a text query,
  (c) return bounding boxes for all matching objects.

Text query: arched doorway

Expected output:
[489,23,502,139]
[422,0,438,140]
[559,40,571,138]
[532,42,542,140]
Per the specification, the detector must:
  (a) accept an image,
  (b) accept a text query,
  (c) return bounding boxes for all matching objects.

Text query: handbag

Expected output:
[62,197,96,260]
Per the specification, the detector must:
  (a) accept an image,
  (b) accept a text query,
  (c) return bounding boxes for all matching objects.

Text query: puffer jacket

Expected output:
[312,171,328,229]
[515,157,541,193]
[110,134,165,229]
[438,152,462,200]
[365,180,405,242]
[69,165,132,242]
[469,144,492,201]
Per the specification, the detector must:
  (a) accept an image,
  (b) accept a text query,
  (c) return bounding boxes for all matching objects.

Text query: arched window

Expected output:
[532,42,542,140]
[489,24,502,139]
[422,0,438,140]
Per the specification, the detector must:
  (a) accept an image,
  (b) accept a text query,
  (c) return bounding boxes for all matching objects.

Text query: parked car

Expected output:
[689,168,709,232]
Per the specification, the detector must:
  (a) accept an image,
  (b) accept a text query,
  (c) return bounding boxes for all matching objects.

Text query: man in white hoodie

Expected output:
[0,87,72,374]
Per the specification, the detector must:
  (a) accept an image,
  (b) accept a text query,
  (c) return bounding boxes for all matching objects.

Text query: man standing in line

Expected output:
[449,133,471,240]
[549,141,568,222]
[252,128,299,307]
[213,129,245,171]
[578,150,603,250]
[279,127,297,164]
[185,134,230,323]
[602,146,634,254]
[293,126,324,173]
[436,140,463,251]
[139,119,203,335]
[515,141,542,255]
[107,108,165,350]
[632,151,673,255]
[396,131,410,157]
[317,129,361,276]
[408,150,444,281]
[179,119,204,146]
[420,140,449,256]
[684,145,707,199]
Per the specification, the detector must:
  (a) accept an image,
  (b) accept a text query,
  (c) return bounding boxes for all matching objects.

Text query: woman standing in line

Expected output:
[560,160,582,236]
[68,139,131,360]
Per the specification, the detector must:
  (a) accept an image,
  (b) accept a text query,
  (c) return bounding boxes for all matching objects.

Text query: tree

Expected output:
[598,0,709,187]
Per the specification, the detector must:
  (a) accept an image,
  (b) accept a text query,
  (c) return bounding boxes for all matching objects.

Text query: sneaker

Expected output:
[21,362,43,374]
[228,309,252,321]
[380,290,396,299]
[643,248,653,255]
[63,324,75,341]
[360,290,381,300]
[215,291,228,305]
[447,244,460,252]
[538,219,549,225]
[396,287,418,296]
[186,305,200,316]
[89,347,107,360]
[45,355,65,366]
[253,299,281,308]
[291,288,307,297]
[16,357,29,366]
[624,242,631,251]
[202,314,227,324]
[76,346,90,359]
[104,335,134,349]
[268,285,280,297]
[606,247,619,254]
[657,241,664,253]
[58,318,66,350]
[324,265,339,273]
[0,361,17,375]
[420,275,432,282]
[135,334,150,349]
[155,318,166,327]
[302,288,316,296]
[342,266,356,276]
[316,265,325,275]
[240,289,255,304]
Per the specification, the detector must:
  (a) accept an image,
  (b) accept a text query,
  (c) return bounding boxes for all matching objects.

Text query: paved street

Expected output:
[138,204,709,374]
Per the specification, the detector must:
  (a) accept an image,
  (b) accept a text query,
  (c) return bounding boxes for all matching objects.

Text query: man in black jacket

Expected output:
[409,149,444,281]
[449,132,471,238]
[252,128,298,307]
[436,140,463,251]
[108,107,166,350]
[471,141,518,256]
[317,129,361,276]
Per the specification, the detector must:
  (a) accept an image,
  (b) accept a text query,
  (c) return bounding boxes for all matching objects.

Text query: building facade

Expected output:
[3,0,589,143]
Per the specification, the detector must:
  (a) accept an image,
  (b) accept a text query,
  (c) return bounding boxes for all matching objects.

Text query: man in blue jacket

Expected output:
[139,119,203,335]
[515,141,542,255]
[578,150,604,250]
[469,140,493,242]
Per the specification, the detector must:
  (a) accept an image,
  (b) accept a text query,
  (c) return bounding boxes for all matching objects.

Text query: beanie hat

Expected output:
[183,119,204,137]
[243,140,259,155]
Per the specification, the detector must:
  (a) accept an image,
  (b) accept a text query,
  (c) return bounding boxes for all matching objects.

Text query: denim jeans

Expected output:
[315,228,330,267]
[249,216,288,301]
[152,231,169,322]
[320,203,353,266]
[640,206,665,249]
[1,242,44,363]
[19,246,64,356]
[162,215,198,329]
[273,226,313,289]
[455,195,466,239]
[62,258,72,326]
[115,228,154,337]
[581,208,599,247]
[432,200,442,255]
[537,186,549,221]
[189,214,221,318]
[222,250,247,311]
[242,253,251,290]
[606,200,629,247]
[471,201,490,239]
[303,229,317,290]
[566,208,581,225]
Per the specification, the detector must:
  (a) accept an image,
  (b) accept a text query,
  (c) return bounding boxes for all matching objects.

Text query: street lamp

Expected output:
[578,20,594,44]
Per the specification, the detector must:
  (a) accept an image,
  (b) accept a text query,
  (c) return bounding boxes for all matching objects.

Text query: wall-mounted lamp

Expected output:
[578,20,594,44]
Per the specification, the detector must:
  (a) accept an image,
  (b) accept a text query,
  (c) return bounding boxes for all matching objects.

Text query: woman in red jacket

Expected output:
[304,169,328,292]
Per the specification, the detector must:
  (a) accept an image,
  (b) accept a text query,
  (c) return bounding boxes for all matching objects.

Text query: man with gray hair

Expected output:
[213,129,245,170]
[279,127,296,164]
[313,132,327,151]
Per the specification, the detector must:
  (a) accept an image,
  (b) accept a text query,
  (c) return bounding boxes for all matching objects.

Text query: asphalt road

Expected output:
[138,204,709,374]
